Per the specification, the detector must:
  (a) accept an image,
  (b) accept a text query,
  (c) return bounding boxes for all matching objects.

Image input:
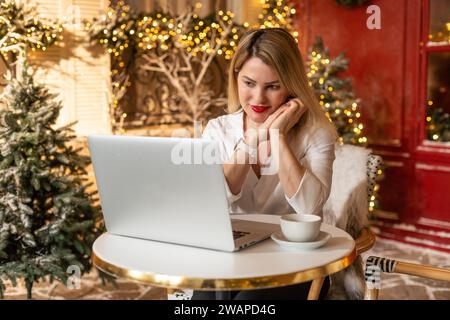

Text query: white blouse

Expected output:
[202,109,336,216]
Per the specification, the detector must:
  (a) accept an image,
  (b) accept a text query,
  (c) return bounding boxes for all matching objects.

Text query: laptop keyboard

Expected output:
[233,230,250,240]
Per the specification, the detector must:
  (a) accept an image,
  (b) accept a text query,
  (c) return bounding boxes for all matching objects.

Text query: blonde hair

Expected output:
[228,28,336,135]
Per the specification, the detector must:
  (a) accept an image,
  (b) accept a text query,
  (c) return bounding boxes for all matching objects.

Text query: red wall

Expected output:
[296,0,408,145]
[292,0,450,251]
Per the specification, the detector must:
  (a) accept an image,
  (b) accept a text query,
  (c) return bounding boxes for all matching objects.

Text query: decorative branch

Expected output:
[87,0,297,129]
[195,22,232,89]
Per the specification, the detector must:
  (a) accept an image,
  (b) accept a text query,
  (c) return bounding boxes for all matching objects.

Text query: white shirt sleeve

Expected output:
[202,119,244,204]
[284,129,336,216]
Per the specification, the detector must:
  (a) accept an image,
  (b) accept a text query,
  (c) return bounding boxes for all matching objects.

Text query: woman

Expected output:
[194,28,338,300]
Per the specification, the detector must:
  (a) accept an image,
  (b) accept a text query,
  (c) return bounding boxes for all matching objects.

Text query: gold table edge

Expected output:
[92,243,357,291]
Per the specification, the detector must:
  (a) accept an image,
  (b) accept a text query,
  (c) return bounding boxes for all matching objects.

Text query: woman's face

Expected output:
[237,57,290,124]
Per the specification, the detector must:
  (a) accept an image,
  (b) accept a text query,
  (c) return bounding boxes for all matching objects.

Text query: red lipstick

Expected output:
[251,105,270,113]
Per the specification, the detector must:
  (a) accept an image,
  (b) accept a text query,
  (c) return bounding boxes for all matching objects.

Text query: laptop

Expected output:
[87,135,279,252]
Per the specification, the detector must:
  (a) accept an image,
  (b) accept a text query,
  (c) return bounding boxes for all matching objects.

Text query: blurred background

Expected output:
[0,0,449,299]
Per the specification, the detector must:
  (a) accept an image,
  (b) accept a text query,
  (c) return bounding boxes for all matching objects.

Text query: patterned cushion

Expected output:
[366,154,383,202]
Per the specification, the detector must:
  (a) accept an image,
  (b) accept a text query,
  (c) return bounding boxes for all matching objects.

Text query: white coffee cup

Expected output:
[280,214,322,242]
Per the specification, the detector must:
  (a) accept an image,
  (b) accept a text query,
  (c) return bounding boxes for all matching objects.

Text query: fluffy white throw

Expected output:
[323,143,371,299]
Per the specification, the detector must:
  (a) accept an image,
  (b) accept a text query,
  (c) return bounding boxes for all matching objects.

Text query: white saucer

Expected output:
[271,231,331,250]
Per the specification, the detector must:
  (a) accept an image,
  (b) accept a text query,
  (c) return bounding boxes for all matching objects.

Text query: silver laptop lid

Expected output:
[88,135,235,252]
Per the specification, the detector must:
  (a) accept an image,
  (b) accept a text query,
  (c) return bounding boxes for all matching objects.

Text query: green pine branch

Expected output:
[0,66,104,299]
[308,36,366,146]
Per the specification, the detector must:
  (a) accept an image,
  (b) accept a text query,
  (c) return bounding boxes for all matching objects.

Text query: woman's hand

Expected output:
[251,105,287,165]
[269,98,307,137]
[257,98,306,165]
[244,98,306,166]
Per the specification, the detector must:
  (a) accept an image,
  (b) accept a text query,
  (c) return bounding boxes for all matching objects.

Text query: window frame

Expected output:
[418,0,450,148]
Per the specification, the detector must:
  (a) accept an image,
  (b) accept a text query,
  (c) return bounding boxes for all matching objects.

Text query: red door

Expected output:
[293,0,450,252]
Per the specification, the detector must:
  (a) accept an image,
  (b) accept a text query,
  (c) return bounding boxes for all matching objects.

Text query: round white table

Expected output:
[92,214,356,295]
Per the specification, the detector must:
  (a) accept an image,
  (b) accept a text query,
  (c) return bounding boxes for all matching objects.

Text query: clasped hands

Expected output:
[244,98,307,166]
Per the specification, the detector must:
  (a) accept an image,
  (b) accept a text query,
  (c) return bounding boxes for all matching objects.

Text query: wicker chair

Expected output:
[308,148,381,300]
[364,256,450,300]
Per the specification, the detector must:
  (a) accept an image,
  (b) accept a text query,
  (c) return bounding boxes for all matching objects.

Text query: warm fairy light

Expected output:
[0,1,63,62]
[425,98,449,142]
[87,0,298,133]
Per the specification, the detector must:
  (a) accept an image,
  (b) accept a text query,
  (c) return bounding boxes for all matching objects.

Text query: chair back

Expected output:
[323,143,382,299]
[324,144,369,236]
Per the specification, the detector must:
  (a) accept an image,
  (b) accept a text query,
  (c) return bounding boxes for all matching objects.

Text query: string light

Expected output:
[0,1,64,62]
[87,0,297,133]
[425,99,450,142]
[306,35,368,147]
[310,36,378,211]
[428,20,450,44]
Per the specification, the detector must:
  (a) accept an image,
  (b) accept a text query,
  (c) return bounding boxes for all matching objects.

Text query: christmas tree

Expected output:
[307,36,367,146]
[258,0,297,34]
[0,67,103,299]
[426,102,450,142]
[0,0,63,66]
[335,0,369,7]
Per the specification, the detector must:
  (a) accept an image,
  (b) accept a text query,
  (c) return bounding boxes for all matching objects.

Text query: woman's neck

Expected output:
[243,113,261,131]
